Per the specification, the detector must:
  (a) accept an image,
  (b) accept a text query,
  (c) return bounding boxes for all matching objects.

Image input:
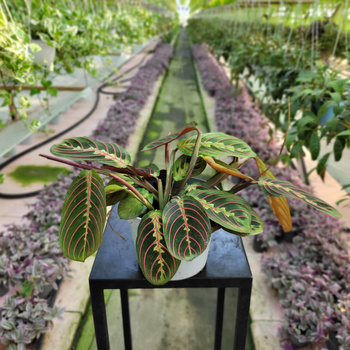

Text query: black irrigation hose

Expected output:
[0,49,151,199]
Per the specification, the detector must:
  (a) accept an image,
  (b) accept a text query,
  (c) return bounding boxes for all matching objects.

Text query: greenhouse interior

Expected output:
[0,0,350,349]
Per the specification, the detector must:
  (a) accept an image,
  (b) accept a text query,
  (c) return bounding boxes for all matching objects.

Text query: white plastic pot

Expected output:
[128,217,211,281]
[30,40,56,66]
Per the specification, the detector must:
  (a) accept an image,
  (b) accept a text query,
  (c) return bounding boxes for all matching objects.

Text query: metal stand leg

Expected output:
[234,285,252,350]
[214,288,226,350]
[120,289,133,350]
[89,283,110,350]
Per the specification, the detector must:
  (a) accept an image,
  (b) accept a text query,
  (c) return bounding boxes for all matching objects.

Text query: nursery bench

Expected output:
[89,206,252,350]
[0,37,158,163]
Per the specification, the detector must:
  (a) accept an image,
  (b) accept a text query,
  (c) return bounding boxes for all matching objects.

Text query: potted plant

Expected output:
[329,297,350,350]
[0,293,63,349]
[41,122,341,285]
[0,6,37,124]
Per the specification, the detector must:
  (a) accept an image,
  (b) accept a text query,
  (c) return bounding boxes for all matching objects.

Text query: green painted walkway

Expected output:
[73,29,254,350]
[136,29,209,168]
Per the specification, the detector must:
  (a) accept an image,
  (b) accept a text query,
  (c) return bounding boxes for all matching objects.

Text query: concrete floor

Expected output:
[86,288,246,350]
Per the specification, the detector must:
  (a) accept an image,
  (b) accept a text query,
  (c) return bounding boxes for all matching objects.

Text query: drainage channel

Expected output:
[135,28,210,168]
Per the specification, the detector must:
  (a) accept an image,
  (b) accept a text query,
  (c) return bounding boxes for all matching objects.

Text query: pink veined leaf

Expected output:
[173,155,207,181]
[187,188,252,233]
[136,164,160,177]
[50,137,131,168]
[136,210,181,285]
[163,196,211,261]
[180,181,213,196]
[177,132,256,158]
[59,170,106,262]
[258,177,342,218]
[224,208,264,237]
[141,122,198,151]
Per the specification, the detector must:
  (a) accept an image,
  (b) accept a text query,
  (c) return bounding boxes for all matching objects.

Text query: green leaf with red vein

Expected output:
[142,122,198,151]
[163,196,211,261]
[179,181,212,197]
[173,155,207,181]
[50,137,131,168]
[118,188,153,220]
[258,177,342,218]
[59,170,106,262]
[177,132,256,158]
[188,189,252,233]
[105,184,126,194]
[136,164,160,177]
[224,208,264,237]
[136,210,181,285]
[105,178,129,206]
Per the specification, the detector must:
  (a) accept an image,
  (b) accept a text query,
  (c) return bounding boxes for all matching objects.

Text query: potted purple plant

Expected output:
[327,298,350,350]
[41,122,341,285]
[0,294,62,349]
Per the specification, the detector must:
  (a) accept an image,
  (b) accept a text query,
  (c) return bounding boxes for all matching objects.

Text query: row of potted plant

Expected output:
[188,17,350,182]
[0,41,174,349]
[0,0,175,130]
[191,41,350,349]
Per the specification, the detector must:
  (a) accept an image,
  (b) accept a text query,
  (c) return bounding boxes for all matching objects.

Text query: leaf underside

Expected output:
[163,196,211,261]
[136,210,181,285]
[59,170,106,262]
[203,156,253,180]
[50,137,131,168]
[255,157,292,232]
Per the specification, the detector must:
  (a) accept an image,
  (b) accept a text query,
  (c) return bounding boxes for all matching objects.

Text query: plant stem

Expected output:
[125,166,159,201]
[0,72,19,121]
[163,149,176,205]
[109,173,155,211]
[158,178,164,210]
[229,179,256,194]
[165,142,170,168]
[179,129,202,190]
[206,171,230,188]
[39,154,110,176]
[132,177,159,202]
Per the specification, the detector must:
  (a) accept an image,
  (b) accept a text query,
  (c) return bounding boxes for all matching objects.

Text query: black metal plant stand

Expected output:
[89,206,252,350]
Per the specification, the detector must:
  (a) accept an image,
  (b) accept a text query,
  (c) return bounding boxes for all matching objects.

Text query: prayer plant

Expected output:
[40,122,342,285]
